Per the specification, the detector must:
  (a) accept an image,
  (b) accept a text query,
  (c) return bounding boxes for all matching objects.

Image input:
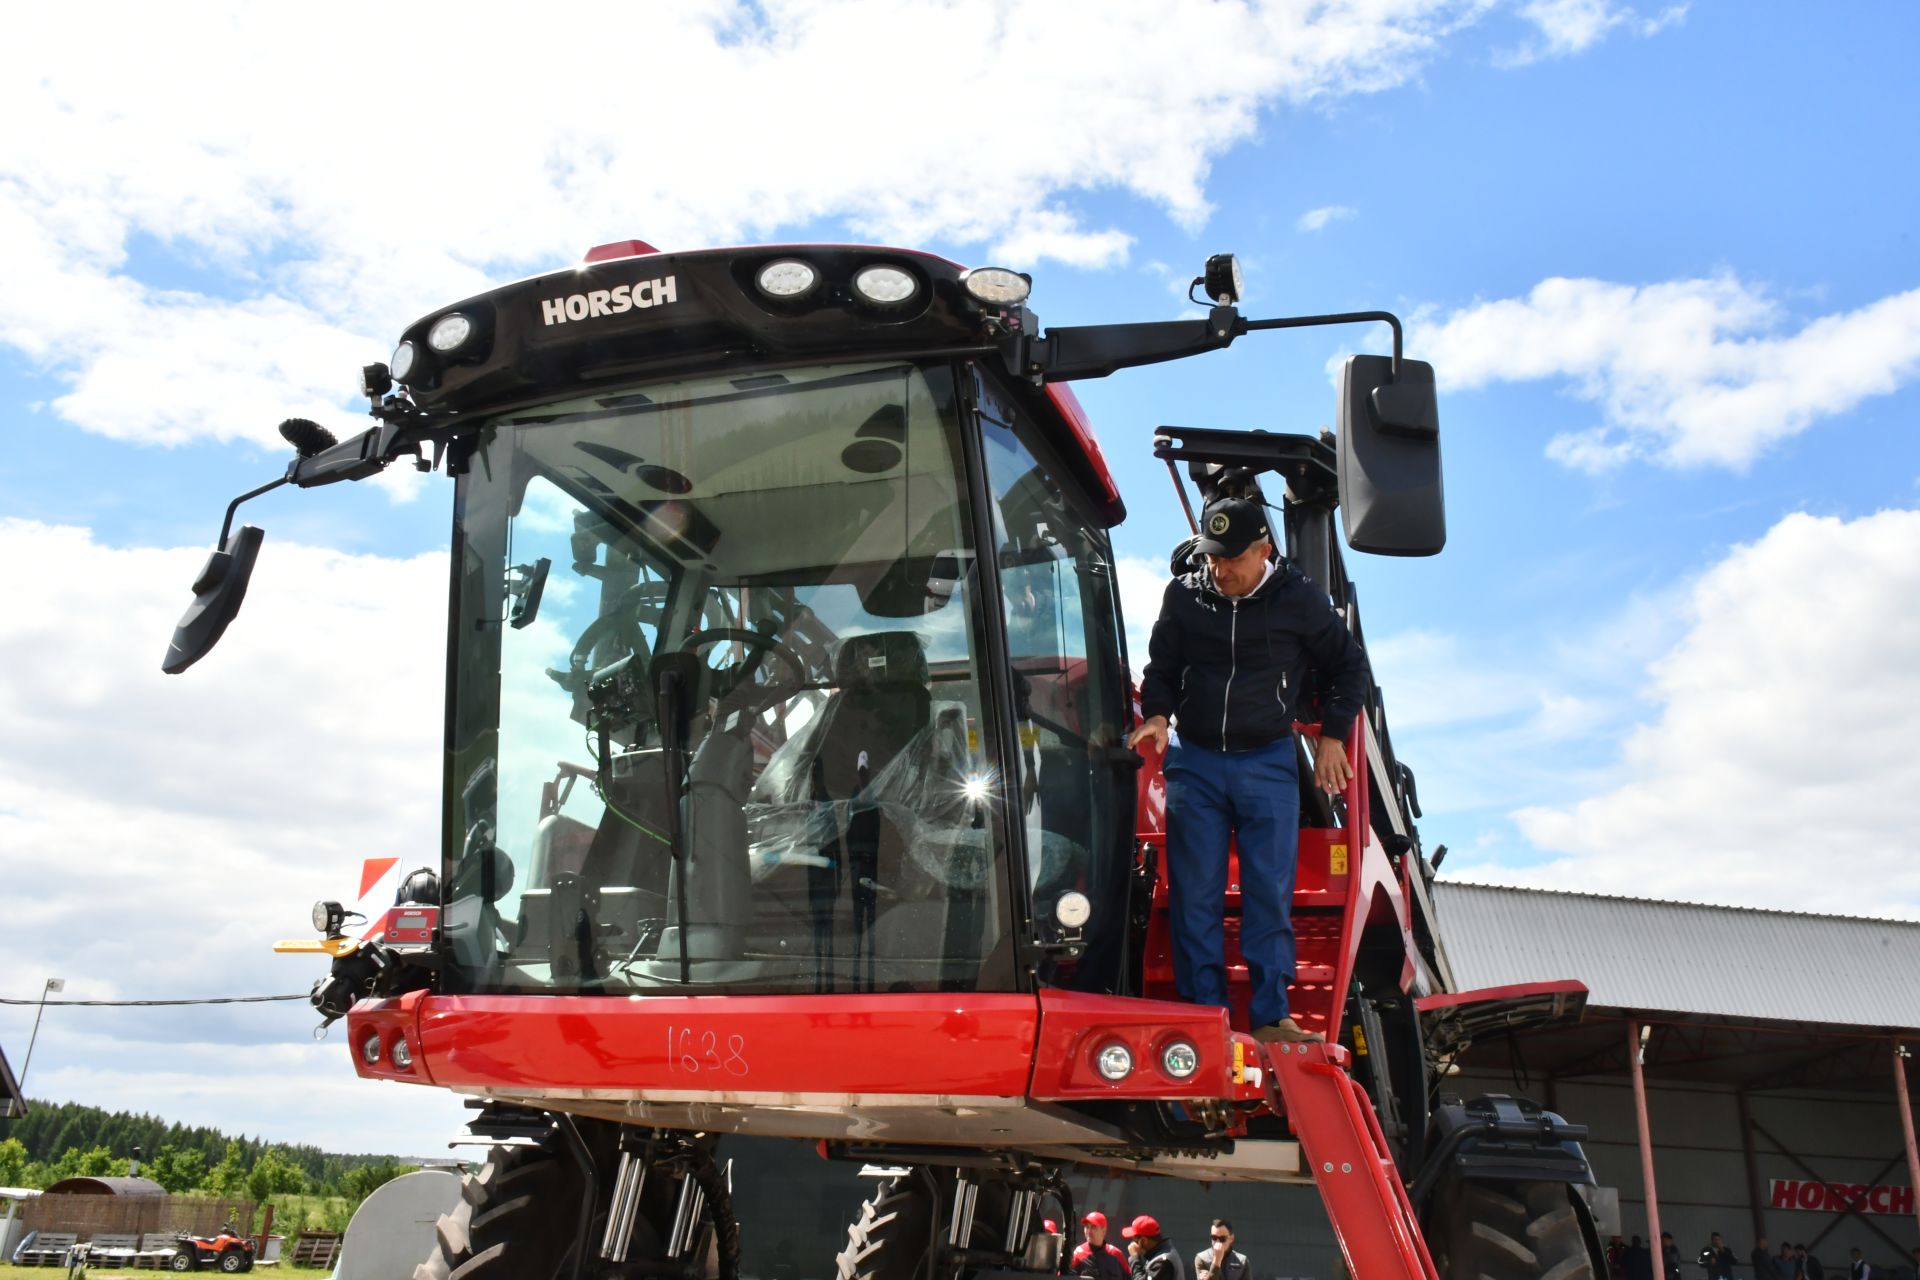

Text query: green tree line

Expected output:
[0,1099,411,1201]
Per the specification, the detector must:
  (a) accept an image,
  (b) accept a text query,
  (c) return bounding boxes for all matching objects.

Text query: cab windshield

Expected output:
[444,362,1026,994]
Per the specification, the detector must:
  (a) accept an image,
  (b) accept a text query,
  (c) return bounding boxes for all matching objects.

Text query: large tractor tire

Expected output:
[416,1142,585,1280]
[1428,1180,1599,1280]
[415,1129,735,1280]
[836,1169,1057,1280]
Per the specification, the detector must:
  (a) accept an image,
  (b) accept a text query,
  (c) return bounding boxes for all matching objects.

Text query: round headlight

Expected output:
[360,1033,383,1066]
[311,900,336,933]
[1162,1041,1200,1080]
[1095,1042,1133,1082]
[1055,891,1091,929]
[389,1036,413,1070]
[427,313,473,353]
[756,259,820,299]
[390,340,419,382]
[961,267,1031,306]
[852,264,918,306]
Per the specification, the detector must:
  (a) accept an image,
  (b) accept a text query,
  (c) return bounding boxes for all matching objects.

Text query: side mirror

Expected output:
[161,525,266,673]
[1337,355,1445,556]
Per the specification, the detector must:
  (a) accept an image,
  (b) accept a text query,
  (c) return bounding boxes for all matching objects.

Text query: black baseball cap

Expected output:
[1192,498,1270,557]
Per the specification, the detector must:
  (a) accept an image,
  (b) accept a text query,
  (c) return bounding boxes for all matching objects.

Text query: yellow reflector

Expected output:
[272,937,361,956]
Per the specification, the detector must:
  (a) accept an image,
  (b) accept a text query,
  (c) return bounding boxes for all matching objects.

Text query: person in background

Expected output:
[1608,1236,1629,1280]
[1071,1211,1129,1280]
[1780,1242,1802,1280]
[1753,1235,1786,1280]
[1802,1243,1827,1280]
[1122,1214,1185,1280]
[1192,1219,1251,1280]
[1661,1232,1682,1280]
[1703,1233,1738,1280]
[1848,1248,1871,1280]
[1626,1236,1654,1280]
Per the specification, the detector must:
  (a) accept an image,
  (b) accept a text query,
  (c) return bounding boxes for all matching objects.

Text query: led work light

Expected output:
[1203,253,1243,306]
[960,267,1031,306]
[390,340,420,382]
[1161,1041,1200,1079]
[853,264,917,305]
[755,259,820,299]
[312,900,345,936]
[427,313,473,353]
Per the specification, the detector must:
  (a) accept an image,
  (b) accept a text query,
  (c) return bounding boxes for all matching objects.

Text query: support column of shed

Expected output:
[1630,1021,1665,1272]
[1895,1041,1920,1241]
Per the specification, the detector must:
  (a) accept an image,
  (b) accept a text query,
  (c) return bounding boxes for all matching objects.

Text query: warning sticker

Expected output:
[1329,844,1349,875]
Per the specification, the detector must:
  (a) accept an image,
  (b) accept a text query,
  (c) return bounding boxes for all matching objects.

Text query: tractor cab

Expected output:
[445,357,1132,1002]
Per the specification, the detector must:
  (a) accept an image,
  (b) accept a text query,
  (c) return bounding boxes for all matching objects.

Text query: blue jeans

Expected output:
[1163,738,1300,1027]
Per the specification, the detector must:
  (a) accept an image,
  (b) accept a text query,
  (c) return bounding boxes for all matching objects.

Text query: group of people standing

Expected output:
[1608,1232,1920,1280]
[1069,1211,1252,1280]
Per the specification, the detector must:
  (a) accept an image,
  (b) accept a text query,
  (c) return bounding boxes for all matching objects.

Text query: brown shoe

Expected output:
[1252,1018,1326,1044]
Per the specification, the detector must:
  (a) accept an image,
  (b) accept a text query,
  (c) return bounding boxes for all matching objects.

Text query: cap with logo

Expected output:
[1082,1211,1108,1229]
[1120,1214,1162,1239]
[1191,498,1269,558]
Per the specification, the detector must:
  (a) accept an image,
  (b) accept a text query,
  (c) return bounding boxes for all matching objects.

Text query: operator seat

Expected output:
[803,630,932,989]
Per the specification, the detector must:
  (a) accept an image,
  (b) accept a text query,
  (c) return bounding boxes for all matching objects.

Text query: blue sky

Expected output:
[2,1,1917,1156]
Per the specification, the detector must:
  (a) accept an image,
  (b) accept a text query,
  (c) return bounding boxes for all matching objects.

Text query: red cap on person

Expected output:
[1120,1215,1161,1239]
[1082,1212,1107,1229]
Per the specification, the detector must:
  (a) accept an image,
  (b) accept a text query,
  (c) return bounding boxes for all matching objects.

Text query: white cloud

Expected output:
[1296,205,1357,232]
[0,517,462,1153]
[1418,274,1920,470]
[0,0,1513,455]
[1492,507,1920,917]
[1500,0,1687,66]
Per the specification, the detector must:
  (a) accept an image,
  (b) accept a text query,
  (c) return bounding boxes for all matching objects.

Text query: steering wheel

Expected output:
[554,581,671,694]
[680,627,811,718]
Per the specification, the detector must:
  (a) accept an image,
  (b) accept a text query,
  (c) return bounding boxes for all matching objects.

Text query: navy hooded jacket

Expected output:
[1138,559,1370,749]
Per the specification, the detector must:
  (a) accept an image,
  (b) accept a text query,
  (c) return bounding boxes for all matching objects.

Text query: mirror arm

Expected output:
[1028,307,1405,383]
[1242,310,1403,379]
[217,475,289,547]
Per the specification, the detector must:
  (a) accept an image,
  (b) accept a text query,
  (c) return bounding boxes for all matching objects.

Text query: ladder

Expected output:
[1264,1040,1440,1280]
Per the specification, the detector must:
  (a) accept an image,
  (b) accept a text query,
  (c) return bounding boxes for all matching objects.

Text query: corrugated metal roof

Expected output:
[0,1047,21,1120]
[1432,881,1920,1030]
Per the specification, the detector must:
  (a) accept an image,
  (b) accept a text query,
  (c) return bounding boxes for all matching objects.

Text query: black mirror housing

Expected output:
[1337,355,1445,557]
[161,525,265,673]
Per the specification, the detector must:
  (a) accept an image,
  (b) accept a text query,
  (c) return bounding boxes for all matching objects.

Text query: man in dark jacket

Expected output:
[1703,1234,1738,1280]
[1128,497,1370,1043]
[1121,1214,1185,1280]
[1192,1218,1252,1280]
[1071,1211,1129,1280]
[1754,1236,1786,1280]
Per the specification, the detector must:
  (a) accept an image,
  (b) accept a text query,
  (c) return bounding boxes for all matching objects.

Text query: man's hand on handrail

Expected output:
[1127,714,1170,754]
[1313,734,1353,795]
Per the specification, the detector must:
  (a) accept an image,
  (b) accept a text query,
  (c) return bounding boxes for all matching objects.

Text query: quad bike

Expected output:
[169,1223,255,1273]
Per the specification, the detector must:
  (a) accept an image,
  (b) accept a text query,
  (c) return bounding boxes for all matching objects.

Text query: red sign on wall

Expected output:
[1769,1179,1915,1216]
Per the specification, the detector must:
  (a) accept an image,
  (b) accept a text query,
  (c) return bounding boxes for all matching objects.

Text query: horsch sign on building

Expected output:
[1769,1179,1915,1215]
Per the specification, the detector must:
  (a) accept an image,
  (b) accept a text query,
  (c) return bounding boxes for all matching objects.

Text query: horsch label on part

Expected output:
[540,276,679,325]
